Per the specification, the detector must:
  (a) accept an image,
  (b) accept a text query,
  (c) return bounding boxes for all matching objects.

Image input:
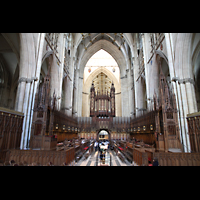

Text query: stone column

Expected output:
[22,78,35,149]
[179,81,191,152]
[64,76,73,116]
[77,76,83,117]
[27,78,39,148]
[136,77,144,116]
[127,69,134,118]
[121,76,129,117]
[63,77,69,115]
[132,36,142,117]
[177,78,197,152]
[82,92,89,117]
[57,38,65,111]
[173,79,189,152]
[146,54,160,111]
[132,52,144,117]
[141,33,151,112]
[20,79,31,149]
[72,69,79,117]
[15,77,27,112]
[185,79,197,114]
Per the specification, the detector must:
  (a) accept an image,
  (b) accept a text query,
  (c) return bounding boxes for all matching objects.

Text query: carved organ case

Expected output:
[90,82,115,118]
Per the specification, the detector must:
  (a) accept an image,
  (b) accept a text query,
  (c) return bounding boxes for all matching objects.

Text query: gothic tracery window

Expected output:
[0,64,4,84]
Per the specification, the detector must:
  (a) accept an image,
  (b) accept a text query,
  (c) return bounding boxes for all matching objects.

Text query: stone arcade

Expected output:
[1,33,200,166]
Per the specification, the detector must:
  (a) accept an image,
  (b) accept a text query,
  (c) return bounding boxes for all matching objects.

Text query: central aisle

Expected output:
[75,149,131,166]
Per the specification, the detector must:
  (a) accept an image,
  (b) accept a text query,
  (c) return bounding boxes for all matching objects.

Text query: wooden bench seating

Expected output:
[6,148,75,166]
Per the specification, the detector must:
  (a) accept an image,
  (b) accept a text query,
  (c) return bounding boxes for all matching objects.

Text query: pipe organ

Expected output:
[90,82,115,118]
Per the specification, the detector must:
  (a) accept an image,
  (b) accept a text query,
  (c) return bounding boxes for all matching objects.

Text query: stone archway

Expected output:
[82,66,121,117]
[97,129,111,142]
[78,40,127,77]
[76,40,128,117]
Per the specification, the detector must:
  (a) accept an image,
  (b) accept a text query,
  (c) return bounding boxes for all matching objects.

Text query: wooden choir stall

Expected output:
[0,107,24,162]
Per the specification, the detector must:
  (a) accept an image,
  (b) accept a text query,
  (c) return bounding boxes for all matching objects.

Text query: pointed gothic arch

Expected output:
[82,66,122,117]
[78,39,127,77]
[76,40,128,117]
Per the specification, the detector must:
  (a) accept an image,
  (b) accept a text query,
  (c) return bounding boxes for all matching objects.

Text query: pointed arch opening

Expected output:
[81,49,122,117]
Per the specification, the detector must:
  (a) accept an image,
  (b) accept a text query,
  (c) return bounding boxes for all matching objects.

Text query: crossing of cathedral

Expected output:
[1,33,200,166]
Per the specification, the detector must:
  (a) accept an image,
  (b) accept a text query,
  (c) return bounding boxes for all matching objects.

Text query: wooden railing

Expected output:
[133,148,148,166]
[53,110,78,133]
[130,110,156,133]
[153,152,200,166]
[7,147,75,166]
[124,144,200,166]
[141,148,200,166]
[129,110,156,145]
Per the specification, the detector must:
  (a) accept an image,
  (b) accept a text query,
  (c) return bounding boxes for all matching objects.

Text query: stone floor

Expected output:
[75,149,133,166]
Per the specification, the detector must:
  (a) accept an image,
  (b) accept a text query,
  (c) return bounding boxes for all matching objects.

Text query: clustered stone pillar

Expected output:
[127,69,134,118]
[15,77,27,113]
[63,76,73,116]
[15,77,37,149]
[175,78,197,152]
[72,69,79,117]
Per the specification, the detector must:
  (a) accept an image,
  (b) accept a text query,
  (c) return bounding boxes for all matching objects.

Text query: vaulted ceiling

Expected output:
[78,33,128,51]
[74,33,134,58]
[0,33,20,86]
[73,33,135,76]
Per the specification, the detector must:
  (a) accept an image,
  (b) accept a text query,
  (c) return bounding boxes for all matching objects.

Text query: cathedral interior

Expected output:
[1,33,200,166]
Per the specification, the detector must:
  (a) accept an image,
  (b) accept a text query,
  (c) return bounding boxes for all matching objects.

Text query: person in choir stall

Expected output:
[10,160,15,165]
[148,158,153,166]
[94,141,98,152]
[153,157,159,166]
[98,141,101,151]
[153,140,156,148]
[100,142,104,152]
[64,139,67,148]
[100,151,103,160]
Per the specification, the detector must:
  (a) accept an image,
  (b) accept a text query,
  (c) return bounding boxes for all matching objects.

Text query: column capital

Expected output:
[26,78,32,83]
[63,106,72,110]
[18,77,27,84]
[178,78,195,85]
[31,77,38,82]
[171,77,179,82]
[171,77,195,85]
[184,78,195,85]
[18,77,38,84]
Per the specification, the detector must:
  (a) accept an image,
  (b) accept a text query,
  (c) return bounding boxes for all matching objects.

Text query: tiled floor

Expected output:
[75,149,133,166]
[75,151,98,166]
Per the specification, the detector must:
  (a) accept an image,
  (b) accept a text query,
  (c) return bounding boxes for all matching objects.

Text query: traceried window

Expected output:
[0,64,4,84]
[0,64,5,106]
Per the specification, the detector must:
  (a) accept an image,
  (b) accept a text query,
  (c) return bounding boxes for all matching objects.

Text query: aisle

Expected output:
[110,150,130,166]
[75,151,98,166]
[75,149,131,166]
